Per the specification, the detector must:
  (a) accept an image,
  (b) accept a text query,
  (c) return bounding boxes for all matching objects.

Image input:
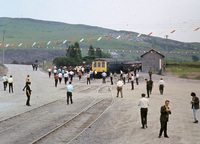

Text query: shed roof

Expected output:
[140,49,165,58]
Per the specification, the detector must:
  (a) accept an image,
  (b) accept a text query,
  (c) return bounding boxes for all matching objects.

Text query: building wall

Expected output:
[141,53,164,72]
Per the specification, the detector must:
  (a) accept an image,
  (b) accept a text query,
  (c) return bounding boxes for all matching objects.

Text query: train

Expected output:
[92,58,141,77]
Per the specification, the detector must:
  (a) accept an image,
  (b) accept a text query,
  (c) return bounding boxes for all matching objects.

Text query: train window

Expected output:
[102,62,105,68]
[93,62,96,68]
[98,62,101,67]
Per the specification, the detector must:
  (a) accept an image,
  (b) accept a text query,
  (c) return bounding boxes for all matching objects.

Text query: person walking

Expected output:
[54,73,59,87]
[138,93,149,129]
[23,75,30,91]
[2,74,8,91]
[158,78,165,95]
[87,72,91,85]
[128,72,132,83]
[145,79,150,98]
[78,71,82,81]
[122,72,126,85]
[116,79,123,98]
[64,71,69,85]
[130,74,134,90]
[8,75,14,93]
[114,71,117,84]
[110,72,113,85]
[47,68,52,78]
[58,72,62,84]
[66,81,73,105]
[69,70,74,81]
[53,69,57,76]
[26,82,31,106]
[149,78,153,94]
[136,72,139,85]
[191,92,199,123]
[159,100,171,138]
[102,71,107,84]
[148,69,152,79]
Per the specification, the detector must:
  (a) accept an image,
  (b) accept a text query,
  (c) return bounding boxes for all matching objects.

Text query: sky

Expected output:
[0,0,200,42]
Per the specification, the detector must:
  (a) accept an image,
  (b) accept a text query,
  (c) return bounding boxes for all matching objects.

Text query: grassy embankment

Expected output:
[165,62,200,80]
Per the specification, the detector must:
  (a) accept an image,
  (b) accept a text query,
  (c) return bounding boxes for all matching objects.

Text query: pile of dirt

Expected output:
[0,49,66,64]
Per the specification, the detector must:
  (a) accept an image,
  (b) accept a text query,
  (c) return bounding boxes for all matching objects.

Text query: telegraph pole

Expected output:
[2,30,6,64]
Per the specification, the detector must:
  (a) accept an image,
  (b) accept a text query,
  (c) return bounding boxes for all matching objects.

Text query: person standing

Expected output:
[102,71,107,84]
[145,79,150,98]
[48,68,52,78]
[191,92,199,123]
[69,70,74,81]
[53,69,57,76]
[128,72,132,83]
[23,75,30,91]
[110,72,113,85]
[122,72,126,85]
[116,79,123,98]
[8,75,14,93]
[130,74,134,90]
[113,71,117,84]
[158,78,165,95]
[66,81,73,105]
[87,72,91,85]
[90,70,93,80]
[2,74,8,91]
[78,71,82,81]
[26,82,31,106]
[149,78,153,94]
[136,72,139,85]
[159,100,171,138]
[58,72,62,84]
[64,71,69,85]
[148,69,152,79]
[54,73,59,87]
[138,93,149,129]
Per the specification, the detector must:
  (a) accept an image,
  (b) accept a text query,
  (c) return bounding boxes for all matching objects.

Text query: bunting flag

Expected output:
[18,43,22,47]
[32,42,36,47]
[63,40,67,44]
[6,44,9,47]
[148,32,153,36]
[171,30,176,33]
[12,43,16,47]
[40,42,43,46]
[79,39,84,42]
[97,37,102,41]
[55,41,59,45]
[47,41,51,45]
[88,38,93,42]
[71,40,75,43]
[107,36,111,40]
[127,34,131,38]
[137,33,142,37]
[0,44,3,48]
[194,27,200,31]
[116,35,121,39]
[25,43,29,47]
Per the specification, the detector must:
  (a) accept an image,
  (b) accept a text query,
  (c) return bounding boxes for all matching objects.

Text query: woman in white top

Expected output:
[64,72,69,85]
[58,73,62,84]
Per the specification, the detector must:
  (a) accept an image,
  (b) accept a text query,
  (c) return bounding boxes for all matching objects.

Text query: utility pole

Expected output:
[2,30,6,64]
[165,35,168,63]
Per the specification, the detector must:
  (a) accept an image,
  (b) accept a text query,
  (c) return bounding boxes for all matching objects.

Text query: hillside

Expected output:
[0,17,200,62]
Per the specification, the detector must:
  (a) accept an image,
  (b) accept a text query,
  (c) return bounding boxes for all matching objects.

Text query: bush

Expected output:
[53,57,78,67]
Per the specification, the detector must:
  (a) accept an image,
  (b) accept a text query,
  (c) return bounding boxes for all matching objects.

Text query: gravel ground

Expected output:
[0,64,200,144]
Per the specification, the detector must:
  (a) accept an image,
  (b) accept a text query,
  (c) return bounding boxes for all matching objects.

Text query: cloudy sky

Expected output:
[1,0,200,42]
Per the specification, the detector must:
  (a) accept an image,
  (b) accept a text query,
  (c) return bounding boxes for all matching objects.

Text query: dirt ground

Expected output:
[0,64,200,144]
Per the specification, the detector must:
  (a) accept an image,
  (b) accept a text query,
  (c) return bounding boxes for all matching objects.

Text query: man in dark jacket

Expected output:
[159,100,171,138]
[191,92,199,123]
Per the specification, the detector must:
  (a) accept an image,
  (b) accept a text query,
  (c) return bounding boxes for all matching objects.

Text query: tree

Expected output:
[192,55,199,62]
[96,48,102,58]
[66,42,82,65]
[88,45,95,57]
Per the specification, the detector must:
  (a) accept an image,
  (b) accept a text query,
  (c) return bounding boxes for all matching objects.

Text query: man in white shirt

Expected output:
[116,79,124,98]
[136,72,139,85]
[47,68,52,78]
[158,78,165,95]
[138,93,149,129]
[7,75,14,93]
[102,71,107,84]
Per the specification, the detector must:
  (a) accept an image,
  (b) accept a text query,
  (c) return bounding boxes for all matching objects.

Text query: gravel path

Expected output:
[0,64,200,144]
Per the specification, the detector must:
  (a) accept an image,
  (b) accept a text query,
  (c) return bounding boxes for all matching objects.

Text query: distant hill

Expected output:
[0,17,200,62]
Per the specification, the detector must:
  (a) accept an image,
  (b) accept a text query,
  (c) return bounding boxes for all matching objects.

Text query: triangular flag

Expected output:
[127,34,131,38]
[25,43,29,47]
[63,40,67,44]
[71,40,75,43]
[170,30,176,33]
[79,39,84,42]
[107,36,111,40]
[97,37,102,41]
[0,44,4,48]
[137,33,142,37]
[6,44,9,47]
[88,38,93,42]
[40,42,43,46]
[148,32,152,36]
[18,43,22,47]
[116,35,121,39]
[12,43,16,47]
[47,41,51,45]
[32,42,36,47]
[55,41,59,45]
[194,27,200,31]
